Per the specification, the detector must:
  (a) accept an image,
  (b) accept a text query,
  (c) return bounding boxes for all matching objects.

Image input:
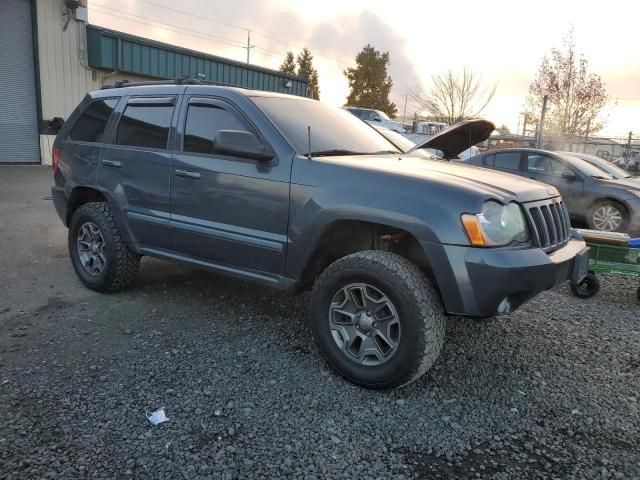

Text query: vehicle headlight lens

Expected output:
[461,201,530,246]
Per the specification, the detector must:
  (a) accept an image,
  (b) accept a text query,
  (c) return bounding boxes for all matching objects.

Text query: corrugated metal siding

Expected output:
[35,1,155,164]
[36,1,100,123]
[86,26,309,97]
[0,0,40,163]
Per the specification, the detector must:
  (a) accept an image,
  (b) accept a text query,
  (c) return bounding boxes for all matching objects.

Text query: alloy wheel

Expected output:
[76,222,107,276]
[328,283,401,366]
[592,205,623,231]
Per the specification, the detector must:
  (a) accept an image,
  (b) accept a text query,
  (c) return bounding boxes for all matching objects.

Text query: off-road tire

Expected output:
[309,251,446,389]
[570,272,600,299]
[68,202,140,292]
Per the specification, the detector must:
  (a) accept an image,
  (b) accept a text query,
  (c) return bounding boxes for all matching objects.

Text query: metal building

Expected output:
[0,0,308,165]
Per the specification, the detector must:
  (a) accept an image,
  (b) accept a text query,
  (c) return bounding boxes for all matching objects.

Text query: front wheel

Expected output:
[570,272,600,299]
[587,201,629,232]
[309,251,445,389]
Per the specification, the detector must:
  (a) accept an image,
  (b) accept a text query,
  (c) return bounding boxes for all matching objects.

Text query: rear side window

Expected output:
[493,152,521,170]
[115,103,175,149]
[183,104,249,154]
[68,98,118,143]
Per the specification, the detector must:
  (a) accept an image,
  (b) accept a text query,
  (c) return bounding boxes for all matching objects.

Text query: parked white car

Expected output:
[343,106,407,133]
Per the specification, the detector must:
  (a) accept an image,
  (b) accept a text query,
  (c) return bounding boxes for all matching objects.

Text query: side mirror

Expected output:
[213,130,274,161]
[561,170,577,181]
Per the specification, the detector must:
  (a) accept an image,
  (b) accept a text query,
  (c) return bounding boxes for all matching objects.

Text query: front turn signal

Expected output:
[461,214,486,246]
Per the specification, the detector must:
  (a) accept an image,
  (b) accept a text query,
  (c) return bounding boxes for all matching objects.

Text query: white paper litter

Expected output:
[146,407,170,425]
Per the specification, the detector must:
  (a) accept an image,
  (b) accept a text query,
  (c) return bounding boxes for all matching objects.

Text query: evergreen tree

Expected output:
[279,51,296,75]
[344,44,397,118]
[296,48,320,100]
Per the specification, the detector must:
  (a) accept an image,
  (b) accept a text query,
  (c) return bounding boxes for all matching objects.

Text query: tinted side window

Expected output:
[483,154,495,166]
[183,104,249,154]
[493,152,521,170]
[527,153,549,173]
[527,153,566,177]
[115,104,175,149]
[68,98,118,143]
[548,157,567,176]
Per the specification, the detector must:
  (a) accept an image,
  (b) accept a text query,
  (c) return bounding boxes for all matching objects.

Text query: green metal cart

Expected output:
[570,235,640,301]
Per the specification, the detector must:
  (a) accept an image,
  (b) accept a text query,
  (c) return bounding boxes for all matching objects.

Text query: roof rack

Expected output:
[101,76,234,90]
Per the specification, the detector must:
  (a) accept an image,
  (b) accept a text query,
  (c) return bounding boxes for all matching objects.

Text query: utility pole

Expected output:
[245,30,254,65]
[583,118,591,153]
[536,95,548,149]
[402,92,408,126]
[627,131,633,160]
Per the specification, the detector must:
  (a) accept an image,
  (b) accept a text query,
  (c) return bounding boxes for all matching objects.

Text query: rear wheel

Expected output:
[309,251,445,389]
[588,201,629,232]
[570,272,600,299]
[68,202,140,292]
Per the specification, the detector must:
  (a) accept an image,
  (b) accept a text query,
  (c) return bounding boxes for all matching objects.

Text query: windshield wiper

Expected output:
[591,174,613,180]
[306,149,365,157]
[307,149,400,157]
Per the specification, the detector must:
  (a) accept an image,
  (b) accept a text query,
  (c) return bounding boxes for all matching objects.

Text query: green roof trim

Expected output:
[86,25,309,97]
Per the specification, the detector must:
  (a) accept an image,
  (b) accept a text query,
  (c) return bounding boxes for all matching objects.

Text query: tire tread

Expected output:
[310,250,445,389]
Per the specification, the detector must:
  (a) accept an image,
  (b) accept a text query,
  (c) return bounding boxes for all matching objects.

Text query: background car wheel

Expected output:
[309,250,445,389]
[588,201,629,232]
[570,272,600,299]
[68,202,140,292]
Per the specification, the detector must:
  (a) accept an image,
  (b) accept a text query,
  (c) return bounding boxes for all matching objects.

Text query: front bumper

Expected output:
[423,238,589,317]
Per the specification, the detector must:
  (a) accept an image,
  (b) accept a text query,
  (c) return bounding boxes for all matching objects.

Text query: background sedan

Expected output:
[461,148,640,233]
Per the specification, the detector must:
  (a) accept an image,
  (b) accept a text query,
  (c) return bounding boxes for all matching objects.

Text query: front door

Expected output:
[525,152,585,215]
[170,96,290,276]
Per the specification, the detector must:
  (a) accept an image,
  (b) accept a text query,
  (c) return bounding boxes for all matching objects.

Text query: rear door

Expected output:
[98,95,177,250]
[170,96,290,276]
[525,152,585,213]
[483,151,524,175]
[59,97,120,186]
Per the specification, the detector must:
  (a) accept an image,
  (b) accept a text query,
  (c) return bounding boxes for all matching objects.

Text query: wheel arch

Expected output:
[66,186,137,250]
[295,219,435,292]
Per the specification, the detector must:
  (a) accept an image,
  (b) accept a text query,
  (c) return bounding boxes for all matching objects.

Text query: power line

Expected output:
[91,3,339,65]
[122,0,358,68]
[91,3,247,49]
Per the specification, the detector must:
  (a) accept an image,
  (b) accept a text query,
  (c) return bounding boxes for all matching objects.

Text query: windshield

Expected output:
[372,127,416,153]
[562,155,616,179]
[253,97,399,156]
[572,154,631,179]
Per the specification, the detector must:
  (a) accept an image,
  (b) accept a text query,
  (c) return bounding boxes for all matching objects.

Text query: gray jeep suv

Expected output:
[52,79,588,389]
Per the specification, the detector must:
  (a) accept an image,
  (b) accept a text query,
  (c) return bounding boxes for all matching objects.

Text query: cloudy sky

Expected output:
[89,0,640,138]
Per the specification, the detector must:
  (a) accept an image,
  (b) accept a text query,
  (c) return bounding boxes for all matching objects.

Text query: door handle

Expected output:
[175,169,201,179]
[101,159,122,168]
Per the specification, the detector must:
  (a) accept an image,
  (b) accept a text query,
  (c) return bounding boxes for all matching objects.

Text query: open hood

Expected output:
[408,119,495,159]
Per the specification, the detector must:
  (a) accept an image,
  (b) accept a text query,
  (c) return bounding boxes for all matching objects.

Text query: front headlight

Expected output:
[461,201,530,246]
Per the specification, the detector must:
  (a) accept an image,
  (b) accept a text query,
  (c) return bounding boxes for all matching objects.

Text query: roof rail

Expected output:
[100,76,235,90]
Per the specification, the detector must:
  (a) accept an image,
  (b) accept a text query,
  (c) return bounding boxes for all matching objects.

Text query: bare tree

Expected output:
[525,29,609,136]
[409,68,496,125]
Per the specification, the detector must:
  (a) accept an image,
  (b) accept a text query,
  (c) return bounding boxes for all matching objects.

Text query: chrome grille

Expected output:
[525,198,571,252]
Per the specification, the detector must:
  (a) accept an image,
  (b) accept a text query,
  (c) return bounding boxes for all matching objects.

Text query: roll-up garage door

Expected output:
[0,0,40,163]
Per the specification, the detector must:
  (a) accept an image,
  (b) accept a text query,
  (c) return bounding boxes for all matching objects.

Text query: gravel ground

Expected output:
[1,167,640,479]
